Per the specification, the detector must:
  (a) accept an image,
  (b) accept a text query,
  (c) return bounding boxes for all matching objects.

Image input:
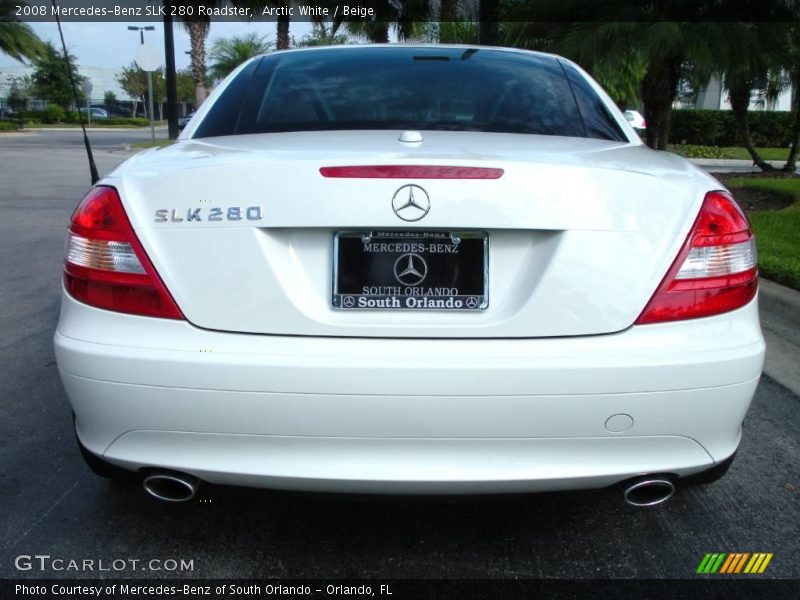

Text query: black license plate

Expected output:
[333,231,488,310]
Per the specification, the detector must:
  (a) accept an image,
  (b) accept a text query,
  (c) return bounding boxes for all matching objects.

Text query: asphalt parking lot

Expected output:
[0,129,798,581]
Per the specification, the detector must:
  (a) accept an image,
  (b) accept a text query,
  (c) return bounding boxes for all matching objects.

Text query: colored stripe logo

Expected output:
[696,553,773,574]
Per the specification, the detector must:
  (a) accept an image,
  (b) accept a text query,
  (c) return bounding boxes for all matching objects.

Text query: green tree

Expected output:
[116,62,147,117]
[103,90,117,105]
[207,33,271,83]
[342,0,433,43]
[175,0,217,107]
[7,74,32,109]
[294,22,349,47]
[176,69,195,105]
[503,1,725,149]
[413,0,478,44]
[718,22,789,171]
[782,17,800,172]
[174,1,277,107]
[0,0,45,62]
[31,41,85,110]
[151,67,167,120]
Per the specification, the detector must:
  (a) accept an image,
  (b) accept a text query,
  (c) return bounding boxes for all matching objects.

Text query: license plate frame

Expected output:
[332,230,489,311]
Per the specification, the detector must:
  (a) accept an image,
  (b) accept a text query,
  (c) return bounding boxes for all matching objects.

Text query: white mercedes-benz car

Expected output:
[54,45,764,505]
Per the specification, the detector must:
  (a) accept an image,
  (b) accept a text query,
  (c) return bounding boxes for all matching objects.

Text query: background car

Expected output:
[624,109,646,129]
[178,111,195,130]
[78,107,109,119]
[55,46,763,506]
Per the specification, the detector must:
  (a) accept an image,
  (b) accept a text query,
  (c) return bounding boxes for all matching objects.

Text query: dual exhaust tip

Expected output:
[622,476,676,507]
[143,471,199,503]
[141,470,676,507]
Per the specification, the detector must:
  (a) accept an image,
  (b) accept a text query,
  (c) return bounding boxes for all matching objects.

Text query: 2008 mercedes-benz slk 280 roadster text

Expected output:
[54,45,764,505]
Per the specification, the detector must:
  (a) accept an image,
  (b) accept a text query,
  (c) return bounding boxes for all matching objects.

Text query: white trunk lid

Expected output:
[108,131,714,338]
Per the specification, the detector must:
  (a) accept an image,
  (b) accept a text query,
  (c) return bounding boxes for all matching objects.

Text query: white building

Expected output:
[0,64,131,101]
[692,74,795,111]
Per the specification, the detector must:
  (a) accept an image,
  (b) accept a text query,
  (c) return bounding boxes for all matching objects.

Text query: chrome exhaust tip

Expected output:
[623,476,676,507]
[143,471,199,503]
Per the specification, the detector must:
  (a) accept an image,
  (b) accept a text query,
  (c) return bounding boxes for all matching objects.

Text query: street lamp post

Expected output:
[128,26,156,141]
[163,7,179,140]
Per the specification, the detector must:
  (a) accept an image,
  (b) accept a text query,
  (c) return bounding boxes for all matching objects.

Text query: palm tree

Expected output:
[342,0,433,43]
[782,18,800,172]
[0,0,45,62]
[478,0,500,46]
[412,0,477,44]
[719,22,790,171]
[244,0,292,50]
[295,21,349,47]
[275,0,291,49]
[207,33,272,83]
[509,0,727,149]
[180,2,281,106]
[182,17,211,107]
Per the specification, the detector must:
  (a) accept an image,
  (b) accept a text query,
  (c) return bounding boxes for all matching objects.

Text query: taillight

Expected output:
[64,186,184,319]
[636,190,757,324]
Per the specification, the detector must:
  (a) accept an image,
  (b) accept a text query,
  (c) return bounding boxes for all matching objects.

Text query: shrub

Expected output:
[672,144,726,159]
[42,104,66,124]
[669,110,794,147]
[0,121,20,131]
[103,117,149,126]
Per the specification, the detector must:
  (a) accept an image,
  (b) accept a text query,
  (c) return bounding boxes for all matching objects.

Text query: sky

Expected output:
[0,20,315,72]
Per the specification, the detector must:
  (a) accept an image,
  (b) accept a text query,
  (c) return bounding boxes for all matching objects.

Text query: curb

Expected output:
[689,158,787,167]
[760,279,800,329]
[20,127,169,132]
[759,279,800,397]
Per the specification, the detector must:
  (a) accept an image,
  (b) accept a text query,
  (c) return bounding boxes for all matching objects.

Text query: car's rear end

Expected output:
[54,46,764,502]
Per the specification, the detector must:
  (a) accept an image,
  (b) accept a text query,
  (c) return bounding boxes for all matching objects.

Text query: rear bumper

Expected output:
[55,291,765,494]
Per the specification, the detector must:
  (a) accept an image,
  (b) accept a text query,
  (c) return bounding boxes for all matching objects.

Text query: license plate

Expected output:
[333,231,488,310]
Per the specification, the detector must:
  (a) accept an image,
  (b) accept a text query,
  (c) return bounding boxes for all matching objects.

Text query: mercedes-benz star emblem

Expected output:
[393,253,428,286]
[391,184,430,221]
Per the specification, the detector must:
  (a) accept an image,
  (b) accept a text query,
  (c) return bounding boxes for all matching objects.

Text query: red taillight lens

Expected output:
[636,191,757,324]
[64,186,184,319]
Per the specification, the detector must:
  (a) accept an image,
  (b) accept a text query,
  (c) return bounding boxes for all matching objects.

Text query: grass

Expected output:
[130,139,174,149]
[672,145,791,161]
[726,177,800,290]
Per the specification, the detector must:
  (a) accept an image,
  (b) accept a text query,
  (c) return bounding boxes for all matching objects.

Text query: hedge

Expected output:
[16,109,149,127]
[669,109,795,147]
[69,115,150,127]
[0,121,20,131]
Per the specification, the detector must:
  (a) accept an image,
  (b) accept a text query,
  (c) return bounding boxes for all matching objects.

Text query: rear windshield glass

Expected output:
[194,47,627,142]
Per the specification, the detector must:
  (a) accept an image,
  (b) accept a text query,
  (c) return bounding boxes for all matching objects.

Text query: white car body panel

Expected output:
[55,45,765,495]
[55,292,763,493]
[104,132,719,338]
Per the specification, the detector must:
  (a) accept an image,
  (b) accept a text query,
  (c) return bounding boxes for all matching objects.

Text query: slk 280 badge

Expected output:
[154,207,264,223]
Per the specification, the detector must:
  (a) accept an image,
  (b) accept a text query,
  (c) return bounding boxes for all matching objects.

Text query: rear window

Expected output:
[194,47,627,142]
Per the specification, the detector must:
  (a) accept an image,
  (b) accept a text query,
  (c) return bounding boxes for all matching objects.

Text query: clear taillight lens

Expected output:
[65,234,145,274]
[675,238,757,280]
